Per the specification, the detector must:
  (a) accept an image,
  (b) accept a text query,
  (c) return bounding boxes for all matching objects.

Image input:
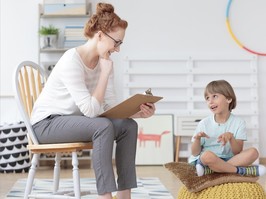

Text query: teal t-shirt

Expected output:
[188,113,247,165]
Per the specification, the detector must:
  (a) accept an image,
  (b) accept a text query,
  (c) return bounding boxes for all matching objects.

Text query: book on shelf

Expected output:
[64,25,86,47]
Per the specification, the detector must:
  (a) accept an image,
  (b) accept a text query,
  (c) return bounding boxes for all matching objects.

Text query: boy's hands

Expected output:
[194,132,234,146]
[193,132,210,140]
[217,132,233,146]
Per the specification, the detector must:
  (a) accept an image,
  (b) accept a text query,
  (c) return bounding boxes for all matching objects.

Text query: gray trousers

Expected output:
[32,115,138,195]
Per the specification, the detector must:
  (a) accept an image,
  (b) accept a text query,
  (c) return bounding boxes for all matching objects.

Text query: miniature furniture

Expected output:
[175,116,204,162]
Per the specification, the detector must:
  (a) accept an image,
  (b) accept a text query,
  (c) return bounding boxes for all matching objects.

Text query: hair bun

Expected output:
[96,3,114,15]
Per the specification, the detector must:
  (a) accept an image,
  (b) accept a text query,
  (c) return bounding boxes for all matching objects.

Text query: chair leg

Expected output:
[72,152,81,199]
[89,149,93,169]
[24,154,39,199]
[53,152,61,193]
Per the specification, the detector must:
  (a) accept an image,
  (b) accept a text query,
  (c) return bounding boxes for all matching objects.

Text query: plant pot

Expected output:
[40,34,58,49]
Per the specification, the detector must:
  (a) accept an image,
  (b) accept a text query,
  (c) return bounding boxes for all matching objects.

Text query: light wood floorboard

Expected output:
[1,163,265,198]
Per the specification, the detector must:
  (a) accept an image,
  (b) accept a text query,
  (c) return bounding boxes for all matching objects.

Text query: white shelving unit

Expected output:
[38,3,91,75]
[123,55,259,159]
[37,3,93,165]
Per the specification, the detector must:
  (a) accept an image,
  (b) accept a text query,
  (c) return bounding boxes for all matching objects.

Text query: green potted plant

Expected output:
[39,25,59,49]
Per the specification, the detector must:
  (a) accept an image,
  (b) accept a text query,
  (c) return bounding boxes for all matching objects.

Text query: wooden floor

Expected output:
[1,163,266,198]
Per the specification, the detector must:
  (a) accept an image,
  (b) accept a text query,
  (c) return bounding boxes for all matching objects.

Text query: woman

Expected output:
[31,3,155,199]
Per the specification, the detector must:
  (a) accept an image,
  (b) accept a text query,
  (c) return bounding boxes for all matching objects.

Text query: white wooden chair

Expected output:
[13,61,93,199]
[175,116,204,162]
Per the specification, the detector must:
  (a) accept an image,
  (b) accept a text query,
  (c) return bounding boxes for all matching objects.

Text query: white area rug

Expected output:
[6,177,174,199]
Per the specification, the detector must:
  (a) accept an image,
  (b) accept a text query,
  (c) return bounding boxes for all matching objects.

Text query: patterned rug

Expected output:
[6,177,173,199]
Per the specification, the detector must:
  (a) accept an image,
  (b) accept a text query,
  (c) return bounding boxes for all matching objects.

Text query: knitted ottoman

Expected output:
[164,162,266,198]
[177,182,266,199]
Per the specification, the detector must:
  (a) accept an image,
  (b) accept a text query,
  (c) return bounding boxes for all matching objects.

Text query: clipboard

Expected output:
[99,94,163,119]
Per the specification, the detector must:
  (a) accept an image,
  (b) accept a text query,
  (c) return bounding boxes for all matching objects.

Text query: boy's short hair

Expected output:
[204,80,236,111]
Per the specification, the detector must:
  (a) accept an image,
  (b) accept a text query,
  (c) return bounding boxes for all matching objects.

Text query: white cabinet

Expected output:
[38,3,91,75]
[123,55,259,159]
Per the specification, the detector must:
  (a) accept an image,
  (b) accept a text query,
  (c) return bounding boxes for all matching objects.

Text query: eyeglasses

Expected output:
[103,31,123,48]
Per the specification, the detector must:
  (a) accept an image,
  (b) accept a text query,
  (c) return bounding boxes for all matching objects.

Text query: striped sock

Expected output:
[203,166,214,175]
[196,164,214,176]
[236,166,259,176]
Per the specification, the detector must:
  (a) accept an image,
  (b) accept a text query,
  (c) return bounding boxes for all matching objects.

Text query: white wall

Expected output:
[1,0,266,157]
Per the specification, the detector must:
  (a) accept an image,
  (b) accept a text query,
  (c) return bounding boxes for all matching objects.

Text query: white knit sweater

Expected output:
[31,48,117,125]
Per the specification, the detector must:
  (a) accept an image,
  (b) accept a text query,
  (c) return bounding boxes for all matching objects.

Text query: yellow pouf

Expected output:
[177,182,266,199]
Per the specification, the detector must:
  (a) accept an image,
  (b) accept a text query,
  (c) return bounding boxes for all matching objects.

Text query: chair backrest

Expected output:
[13,61,47,145]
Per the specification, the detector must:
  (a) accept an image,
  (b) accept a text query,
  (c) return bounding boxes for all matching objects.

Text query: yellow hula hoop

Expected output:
[226,0,266,56]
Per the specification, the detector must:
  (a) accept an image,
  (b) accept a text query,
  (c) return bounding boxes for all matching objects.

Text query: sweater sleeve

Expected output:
[102,71,117,111]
